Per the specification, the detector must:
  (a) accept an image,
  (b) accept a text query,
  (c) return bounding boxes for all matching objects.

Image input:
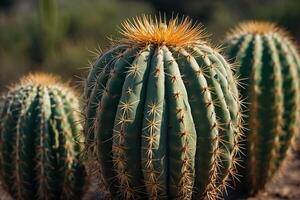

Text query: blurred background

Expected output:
[0,0,300,91]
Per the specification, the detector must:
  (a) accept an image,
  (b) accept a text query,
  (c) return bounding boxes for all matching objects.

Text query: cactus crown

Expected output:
[11,73,74,93]
[119,15,205,46]
[18,73,61,86]
[227,21,289,37]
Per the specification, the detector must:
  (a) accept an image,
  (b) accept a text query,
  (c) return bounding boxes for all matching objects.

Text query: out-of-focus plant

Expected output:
[28,0,60,65]
[39,0,59,54]
[0,0,152,90]
[224,21,300,196]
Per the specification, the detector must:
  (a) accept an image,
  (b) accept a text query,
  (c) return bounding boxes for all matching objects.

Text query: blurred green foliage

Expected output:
[0,0,152,90]
[0,0,300,92]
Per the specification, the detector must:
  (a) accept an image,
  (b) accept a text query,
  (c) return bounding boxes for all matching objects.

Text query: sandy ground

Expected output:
[1,152,300,200]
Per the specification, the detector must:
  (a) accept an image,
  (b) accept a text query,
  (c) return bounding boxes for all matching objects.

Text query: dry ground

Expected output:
[247,152,300,200]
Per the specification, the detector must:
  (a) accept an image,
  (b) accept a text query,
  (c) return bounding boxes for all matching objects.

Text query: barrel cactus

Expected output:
[85,15,244,200]
[0,73,87,199]
[224,21,300,194]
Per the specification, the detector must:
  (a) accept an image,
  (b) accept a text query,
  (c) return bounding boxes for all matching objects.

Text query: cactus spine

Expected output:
[85,15,244,200]
[0,73,86,200]
[225,21,300,194]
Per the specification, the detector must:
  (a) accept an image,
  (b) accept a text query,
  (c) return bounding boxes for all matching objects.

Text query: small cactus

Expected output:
[0,73,87,200]
[225,21,300,194]
[85,15,244,200]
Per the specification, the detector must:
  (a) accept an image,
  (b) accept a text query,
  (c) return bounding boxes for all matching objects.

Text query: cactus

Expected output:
[0,73,87,200]
[39,0,59,54]
[224,21,300,194]
[85,15,244,200]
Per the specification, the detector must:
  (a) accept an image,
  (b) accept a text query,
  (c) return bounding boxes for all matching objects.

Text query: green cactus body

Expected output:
[0,74,86,200]
[225,21,300,194]
[85,16,243,200]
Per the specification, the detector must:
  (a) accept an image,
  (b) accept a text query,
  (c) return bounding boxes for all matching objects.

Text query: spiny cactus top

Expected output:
[225,21,300,194]
[0,73,86,200]
[85,15,244,200]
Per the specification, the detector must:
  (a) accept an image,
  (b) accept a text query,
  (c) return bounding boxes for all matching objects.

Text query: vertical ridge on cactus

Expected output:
[85,15,244,200]
[224,21,300,195]
[0,73,87,200]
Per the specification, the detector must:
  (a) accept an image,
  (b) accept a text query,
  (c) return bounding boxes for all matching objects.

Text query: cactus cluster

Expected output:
[225,21,300,194]
[0,14,299,200]
[0,73,86,200]
[85,16,244,200]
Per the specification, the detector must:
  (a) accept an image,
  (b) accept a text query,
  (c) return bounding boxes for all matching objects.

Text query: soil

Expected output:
[229,151,300,200]
[1,152,300,200]
[249,153,300,200]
